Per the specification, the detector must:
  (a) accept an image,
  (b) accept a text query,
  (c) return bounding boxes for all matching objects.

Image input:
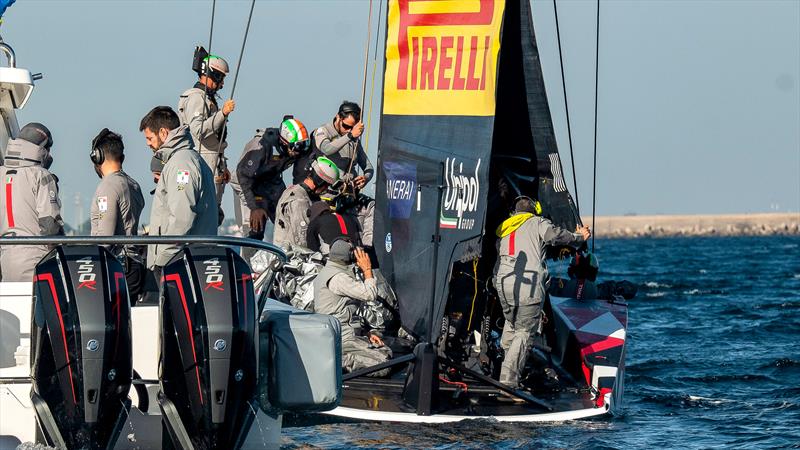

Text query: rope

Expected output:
[439,376,468,393]
[363,0,384,156]
[552,0,580,216]
[591,0,600,252]
[197,0,217,158]
[346,0,375,180]
[212,0,256,177]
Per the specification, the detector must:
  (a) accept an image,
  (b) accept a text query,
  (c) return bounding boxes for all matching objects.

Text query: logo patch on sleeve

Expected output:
[177,170,190,184]
[97,196,108,212]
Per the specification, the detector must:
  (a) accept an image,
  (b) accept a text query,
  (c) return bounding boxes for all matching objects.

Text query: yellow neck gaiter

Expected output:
[496,213,534,238]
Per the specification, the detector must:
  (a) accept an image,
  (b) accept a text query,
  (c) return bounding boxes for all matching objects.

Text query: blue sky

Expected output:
[2,0,798,227]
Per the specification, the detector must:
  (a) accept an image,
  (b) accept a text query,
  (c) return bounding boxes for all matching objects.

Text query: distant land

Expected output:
[585,213,800,238]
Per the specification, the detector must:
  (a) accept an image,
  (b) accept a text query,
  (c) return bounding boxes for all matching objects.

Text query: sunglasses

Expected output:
[339,120,355,131]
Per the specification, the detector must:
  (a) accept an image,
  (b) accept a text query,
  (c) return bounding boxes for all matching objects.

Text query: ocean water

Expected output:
[282,236,800,449]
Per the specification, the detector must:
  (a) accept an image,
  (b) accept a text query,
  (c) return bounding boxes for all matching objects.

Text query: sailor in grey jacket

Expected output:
[0,123,64,281]
[145,124,217,269]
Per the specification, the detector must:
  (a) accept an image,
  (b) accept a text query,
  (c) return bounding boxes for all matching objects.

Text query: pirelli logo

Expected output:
[384,0,505,116]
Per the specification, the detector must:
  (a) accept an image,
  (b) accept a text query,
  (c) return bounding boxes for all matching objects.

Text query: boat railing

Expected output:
[0,235,286,310]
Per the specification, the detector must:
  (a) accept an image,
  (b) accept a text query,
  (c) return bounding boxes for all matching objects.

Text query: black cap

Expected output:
[19,122,53,149]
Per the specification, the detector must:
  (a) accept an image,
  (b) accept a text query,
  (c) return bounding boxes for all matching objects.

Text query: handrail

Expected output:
[0,235,286,311]
[0,235,286,262]
[0,42,16,68]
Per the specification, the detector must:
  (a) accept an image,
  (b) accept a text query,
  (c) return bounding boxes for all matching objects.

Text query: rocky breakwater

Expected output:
[584,213,800,238]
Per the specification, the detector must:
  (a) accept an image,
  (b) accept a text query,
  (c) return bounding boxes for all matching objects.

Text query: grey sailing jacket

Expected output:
[312,122,374,183]
[147,126,217,268]
[0,138,64,281]
[90,170,145,237]
[177,87,227,155]
[494,214,585,302]
[273,183,313,249]
[314,260,378,323]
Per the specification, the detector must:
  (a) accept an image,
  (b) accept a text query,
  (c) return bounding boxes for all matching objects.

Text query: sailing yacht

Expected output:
[304,0,632,423]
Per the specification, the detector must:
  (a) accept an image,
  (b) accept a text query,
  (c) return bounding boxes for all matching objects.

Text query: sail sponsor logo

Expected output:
[440,157,481,230]
[384,161,417,219]
[384,0,505,116]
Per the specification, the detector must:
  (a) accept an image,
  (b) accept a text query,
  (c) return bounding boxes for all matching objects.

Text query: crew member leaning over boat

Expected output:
[272,157,340,250]
[493,196,591,390]
[0,123,64,282]
[314,238,392,376]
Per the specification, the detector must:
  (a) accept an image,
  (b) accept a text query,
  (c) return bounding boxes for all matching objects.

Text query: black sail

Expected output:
[374,0,580,341]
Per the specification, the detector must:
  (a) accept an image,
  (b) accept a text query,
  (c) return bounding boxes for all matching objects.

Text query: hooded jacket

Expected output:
[147,126,217,268]
[0,138,64,281]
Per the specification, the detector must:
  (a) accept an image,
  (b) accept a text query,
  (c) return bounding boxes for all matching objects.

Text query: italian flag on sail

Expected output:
[439,213,458,229]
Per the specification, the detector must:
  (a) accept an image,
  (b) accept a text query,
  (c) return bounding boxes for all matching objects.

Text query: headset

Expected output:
[513,195,543,215]
[337,102,361,121]
[90,128,120,165]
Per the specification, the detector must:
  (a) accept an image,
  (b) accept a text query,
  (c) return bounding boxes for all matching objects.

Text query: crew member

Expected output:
[314,239,392,375]
[297,101,373,188]
[273,157,340,250]
[0,123,64,281]
[89,128,146,299]
[177,52,235,222]
[493,196,591,390]
[231,117,311,254]
[305,200,360,255]
[139,106,217,273]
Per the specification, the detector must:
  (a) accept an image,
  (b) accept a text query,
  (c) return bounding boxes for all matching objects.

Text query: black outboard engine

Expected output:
[30,246,133,449]
[159,245,258,450]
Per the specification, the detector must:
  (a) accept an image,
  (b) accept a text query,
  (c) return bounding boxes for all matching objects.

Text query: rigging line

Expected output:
[347,0,375,178]
[591,0,600,252]
[552,0,580,216]
[198,0,217,159]
[363,0,384,157]
[212,0,256,175]
[229,0,256,100]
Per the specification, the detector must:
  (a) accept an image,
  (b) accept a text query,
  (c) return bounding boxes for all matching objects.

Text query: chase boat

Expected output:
[0,40,342,450]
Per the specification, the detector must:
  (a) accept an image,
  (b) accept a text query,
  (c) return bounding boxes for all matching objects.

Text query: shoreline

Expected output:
[582,213,800,238]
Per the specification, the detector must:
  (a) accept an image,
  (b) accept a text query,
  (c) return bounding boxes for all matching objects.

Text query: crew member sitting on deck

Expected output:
[314,238,392,376]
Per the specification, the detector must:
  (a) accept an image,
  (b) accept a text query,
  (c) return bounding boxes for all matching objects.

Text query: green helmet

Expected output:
[311,157,340,186]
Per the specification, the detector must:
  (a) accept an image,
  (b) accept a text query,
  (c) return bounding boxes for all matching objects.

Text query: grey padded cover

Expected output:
[259,300,342,413]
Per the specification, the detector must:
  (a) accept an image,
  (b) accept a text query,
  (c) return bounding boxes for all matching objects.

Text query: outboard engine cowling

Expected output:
[159,245,258,450]
[30,245,133,450]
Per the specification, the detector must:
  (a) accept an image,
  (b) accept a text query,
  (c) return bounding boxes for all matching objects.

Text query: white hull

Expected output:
[321,393,612,424]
